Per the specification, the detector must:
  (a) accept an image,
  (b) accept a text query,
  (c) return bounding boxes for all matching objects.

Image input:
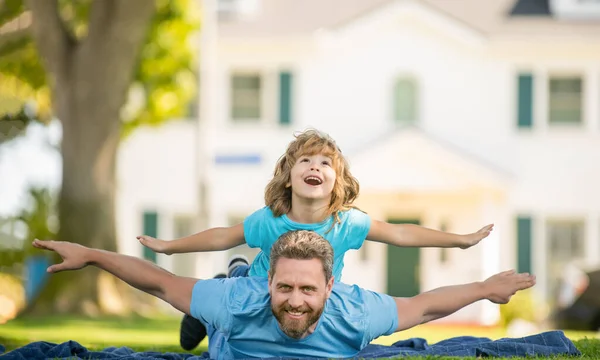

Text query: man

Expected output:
[33,230,535,359]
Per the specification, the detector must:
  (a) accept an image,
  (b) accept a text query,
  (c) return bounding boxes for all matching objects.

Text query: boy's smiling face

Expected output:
[288,153,336,203]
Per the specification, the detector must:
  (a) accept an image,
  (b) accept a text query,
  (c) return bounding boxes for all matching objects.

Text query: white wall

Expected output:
[116,121,199,271]
[114,1,600,323]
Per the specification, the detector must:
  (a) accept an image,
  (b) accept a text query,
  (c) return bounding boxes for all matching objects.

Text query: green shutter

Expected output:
[517,73,533,128]
[517,216,532,273]
[279,71,292,125]
[143,211,158,263]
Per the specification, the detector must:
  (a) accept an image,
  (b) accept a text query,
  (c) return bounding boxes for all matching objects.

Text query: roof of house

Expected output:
[349,126,513,192]
[218,0,600,39]
[509,0,551,16]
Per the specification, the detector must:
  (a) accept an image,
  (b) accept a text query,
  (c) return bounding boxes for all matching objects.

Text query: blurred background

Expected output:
[1,0,600,341]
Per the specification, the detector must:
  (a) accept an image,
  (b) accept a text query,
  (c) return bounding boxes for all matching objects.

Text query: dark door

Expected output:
[386,218,421,297]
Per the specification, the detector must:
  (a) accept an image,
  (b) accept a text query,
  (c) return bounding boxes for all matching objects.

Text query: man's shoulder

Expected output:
[328,283,393,315]
[225,277,271,312]
[326,283,368,316]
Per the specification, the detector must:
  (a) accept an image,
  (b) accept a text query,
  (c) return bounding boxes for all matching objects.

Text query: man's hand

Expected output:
[32,239,91,273]
[483,270,536,304]
[459,224,494,249]
[137,235,171,255]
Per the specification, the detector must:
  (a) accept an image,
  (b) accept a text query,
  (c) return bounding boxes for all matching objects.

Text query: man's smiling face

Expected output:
[268,257,334,339]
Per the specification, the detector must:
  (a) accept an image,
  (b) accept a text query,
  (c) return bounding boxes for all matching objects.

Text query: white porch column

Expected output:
[479,191,501,325]
[585,66,599,132]
[195,0,219,280]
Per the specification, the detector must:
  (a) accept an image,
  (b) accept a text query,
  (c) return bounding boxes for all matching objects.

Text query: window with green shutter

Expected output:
[517,216,532,274]
[546,219,585,298]
[279,71,292,125]
[231,74,261,121]
[393,77,418,124]
[517,73,533,128]
[548,76,583,125]
[143,211,158,263]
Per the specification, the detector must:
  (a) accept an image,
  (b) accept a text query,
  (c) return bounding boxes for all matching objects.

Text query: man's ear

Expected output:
[325,276,334,299]
[268,273,273,294]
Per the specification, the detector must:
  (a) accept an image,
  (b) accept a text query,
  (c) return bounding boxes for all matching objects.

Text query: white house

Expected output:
[116,0,600,324]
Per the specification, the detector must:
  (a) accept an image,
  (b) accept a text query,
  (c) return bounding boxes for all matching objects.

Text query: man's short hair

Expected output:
[269,230,334,282]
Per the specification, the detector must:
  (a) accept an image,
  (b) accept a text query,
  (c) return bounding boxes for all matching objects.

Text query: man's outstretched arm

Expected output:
[32,239,198,315]
[394,270,536,332]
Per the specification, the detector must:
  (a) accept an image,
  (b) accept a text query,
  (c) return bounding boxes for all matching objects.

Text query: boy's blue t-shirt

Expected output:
[243,206,371,281]
[191,277,398,360]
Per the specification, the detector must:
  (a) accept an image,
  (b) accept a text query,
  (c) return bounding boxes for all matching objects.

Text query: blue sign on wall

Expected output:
[214,154,262,165]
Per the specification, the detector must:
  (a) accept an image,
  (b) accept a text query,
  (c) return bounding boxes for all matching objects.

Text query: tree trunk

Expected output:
[24,0,156,315]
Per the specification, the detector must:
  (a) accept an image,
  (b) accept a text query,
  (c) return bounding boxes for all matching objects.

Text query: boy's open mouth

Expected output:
[304,176,323,186]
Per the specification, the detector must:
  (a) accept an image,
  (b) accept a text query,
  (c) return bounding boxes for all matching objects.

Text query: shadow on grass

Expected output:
[0,336,208,355]
[0,315,208,354]
[5,314,178,330]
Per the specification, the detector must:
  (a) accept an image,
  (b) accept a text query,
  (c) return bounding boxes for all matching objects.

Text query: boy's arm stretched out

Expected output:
[367,220,493,249]
[137,223,245,255]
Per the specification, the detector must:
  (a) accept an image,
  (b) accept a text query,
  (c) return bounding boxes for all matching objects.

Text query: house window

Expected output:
[546,219,585,299]
[173,215,194,239]
[393,77,418,124]
[231,74,261,121]
[548,76,583,125]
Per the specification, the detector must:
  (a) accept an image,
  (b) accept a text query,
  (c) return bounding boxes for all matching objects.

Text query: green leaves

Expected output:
[0,0,25,26]
[123,0,199,135]
[0,0,199,134]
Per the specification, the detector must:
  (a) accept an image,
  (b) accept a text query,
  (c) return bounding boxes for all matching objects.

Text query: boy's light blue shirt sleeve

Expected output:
[346,209,371,250]
[243,207,267,248]
[361,289,398,345]
[190,279,232,334]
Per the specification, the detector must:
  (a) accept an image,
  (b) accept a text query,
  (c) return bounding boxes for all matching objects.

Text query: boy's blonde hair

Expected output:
[264,129,360,225]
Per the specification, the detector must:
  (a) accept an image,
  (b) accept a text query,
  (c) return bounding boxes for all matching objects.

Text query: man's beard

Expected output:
[272,300,326,339]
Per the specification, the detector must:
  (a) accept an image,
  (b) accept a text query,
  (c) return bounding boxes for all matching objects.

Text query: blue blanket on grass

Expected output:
[0,330,580,359]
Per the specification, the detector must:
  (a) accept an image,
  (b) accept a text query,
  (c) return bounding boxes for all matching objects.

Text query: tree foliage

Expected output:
[0,0,199,135]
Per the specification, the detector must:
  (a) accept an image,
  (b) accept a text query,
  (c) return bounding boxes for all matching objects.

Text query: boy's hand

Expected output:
[32,239,91,273]
[483,270,536,304]
[137,235,171,255]
[459,224,494,249]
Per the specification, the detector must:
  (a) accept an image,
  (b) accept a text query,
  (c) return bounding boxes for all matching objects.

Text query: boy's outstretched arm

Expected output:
[137,223,246,255]
[367,220,493,249]
[32,239,198,315]
[393,270,535,332]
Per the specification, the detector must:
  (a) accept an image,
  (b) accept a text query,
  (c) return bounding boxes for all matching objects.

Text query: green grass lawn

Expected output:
[1,315,599,359]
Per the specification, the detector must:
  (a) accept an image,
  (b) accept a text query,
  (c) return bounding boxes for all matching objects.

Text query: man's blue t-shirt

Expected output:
[244,207,371,280]
[190,277,398,359]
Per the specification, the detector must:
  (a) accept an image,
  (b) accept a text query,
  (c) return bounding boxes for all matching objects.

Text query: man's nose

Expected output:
[288,290,304,308]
